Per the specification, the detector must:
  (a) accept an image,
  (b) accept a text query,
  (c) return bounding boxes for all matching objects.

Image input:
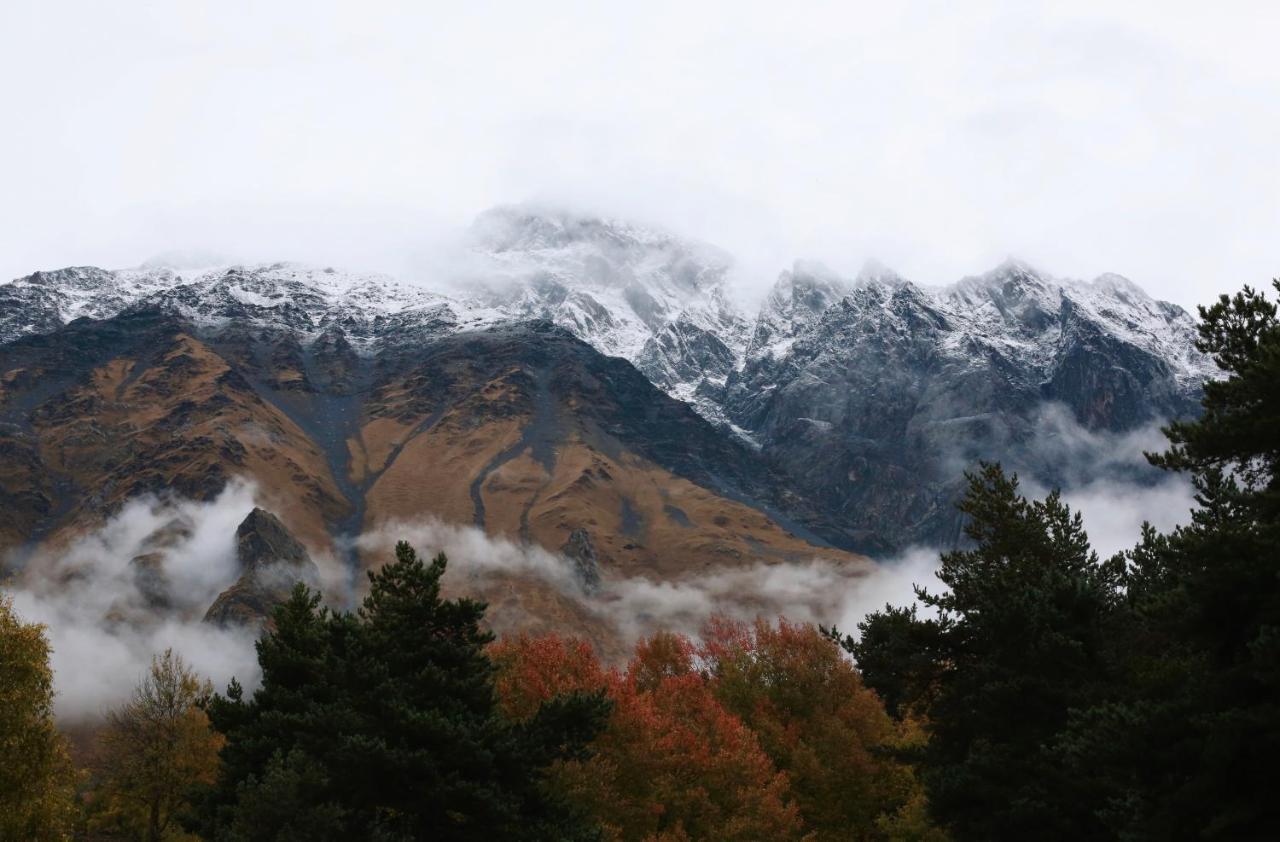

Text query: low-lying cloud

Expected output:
[6,483,263,721]
[1015,403,1196,557]
[5,410,1197,719]
[359,518,940,647]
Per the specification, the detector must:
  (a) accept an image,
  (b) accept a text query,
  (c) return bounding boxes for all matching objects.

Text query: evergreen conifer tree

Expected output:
[1061,280,1280,838]
[195,542,610,841]
[846,465,1122,840]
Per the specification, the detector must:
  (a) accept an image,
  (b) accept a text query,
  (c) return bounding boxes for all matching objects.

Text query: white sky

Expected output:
[1,1,1277,308]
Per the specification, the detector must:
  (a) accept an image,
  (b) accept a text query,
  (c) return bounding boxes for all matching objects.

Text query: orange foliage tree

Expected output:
[492,631,805,842]
[698,617,941,841]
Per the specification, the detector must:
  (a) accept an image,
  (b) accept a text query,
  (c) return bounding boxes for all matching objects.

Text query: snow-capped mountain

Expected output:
[723,258,1215,550]
[939,260,1214,391]
[463,206,751,407]
[742,261,852,365]
[0,207,751,414]
[0,207,1216,552]
[0,263,463,347]
[0,266,181,346]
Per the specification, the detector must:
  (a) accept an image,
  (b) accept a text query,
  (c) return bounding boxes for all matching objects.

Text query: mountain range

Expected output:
[0,206,1214,637]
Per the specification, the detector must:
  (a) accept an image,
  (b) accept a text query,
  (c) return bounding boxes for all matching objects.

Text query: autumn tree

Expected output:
[0,591,77,841]
[88,648,223,841]
[195,542,610,841]
[493,631,805,842]
[699,617,942,841]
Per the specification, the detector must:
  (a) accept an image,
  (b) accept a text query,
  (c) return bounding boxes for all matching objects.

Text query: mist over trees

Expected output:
[842,279,1280,839]
[192,542,612,841]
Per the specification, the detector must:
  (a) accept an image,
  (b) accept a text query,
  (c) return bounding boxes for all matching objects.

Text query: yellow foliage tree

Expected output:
[0,591,77,841]
[88,648,224,842]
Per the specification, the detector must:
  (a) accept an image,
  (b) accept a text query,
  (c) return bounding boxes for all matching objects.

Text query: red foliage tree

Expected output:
[492,631,805,841]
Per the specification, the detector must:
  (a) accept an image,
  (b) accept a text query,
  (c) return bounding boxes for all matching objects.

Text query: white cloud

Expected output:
[6,483,263,721]
[1016,404,1197,557]
[1060,477,1195,559]
[3,452,1193,719]
[1,1,1275,306]
[361,516,939,646]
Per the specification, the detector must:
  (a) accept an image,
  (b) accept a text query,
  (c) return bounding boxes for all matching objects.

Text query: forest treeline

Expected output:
[1,280,1277,840]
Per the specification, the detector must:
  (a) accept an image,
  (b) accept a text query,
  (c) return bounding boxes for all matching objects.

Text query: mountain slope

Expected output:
[0,208,752,417]
[0,306,867,648]
[724,260,1214,550]
[0,309,352,558]
[0,208,1215,559]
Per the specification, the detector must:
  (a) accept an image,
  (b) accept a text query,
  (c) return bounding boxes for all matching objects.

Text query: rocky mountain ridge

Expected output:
[0,207,1216,553]
[204,508,321,627]
[0,294,869,649]
[726,259,1214,549]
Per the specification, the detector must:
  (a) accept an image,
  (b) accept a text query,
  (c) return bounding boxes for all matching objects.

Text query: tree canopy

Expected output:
[493,622,942,841]
[194,542,610,841]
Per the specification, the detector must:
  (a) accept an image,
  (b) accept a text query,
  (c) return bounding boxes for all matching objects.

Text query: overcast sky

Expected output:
[1,1,1276,307]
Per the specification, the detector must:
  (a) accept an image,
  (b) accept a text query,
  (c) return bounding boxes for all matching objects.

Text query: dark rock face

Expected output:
[204,508,320,626]
[126,516,195,610]
[741,261,851,364]
[129,552,171,610]
[724,262,1212,552]
[560,528,602,594]
[637,315,737,391]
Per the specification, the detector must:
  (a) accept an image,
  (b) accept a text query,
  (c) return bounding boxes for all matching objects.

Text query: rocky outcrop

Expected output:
[204,508,320,626]
[724,260,1213,551]
[126,516,194,611]
[561,528,602,594]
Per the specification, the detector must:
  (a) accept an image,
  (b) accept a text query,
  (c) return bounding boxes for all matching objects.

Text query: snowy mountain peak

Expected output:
[462,205,747,372]
[839,275,938,321]
[950,257,1053,295]
[744,262,852,363]
[467,205,733,297]
[0,211,1217,443]
[854,258,906,288]
[940,260,1065,338]
[0,207,753,418]
[1088,272,1153,305]
[730,255,1215,433]
[0,261,487,351]
[777,261,851,305]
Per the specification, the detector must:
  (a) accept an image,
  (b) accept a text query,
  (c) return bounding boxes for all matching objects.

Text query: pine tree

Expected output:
[846,464,1123,840]
[194,542,610,841]
[1061,280,1280,838]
